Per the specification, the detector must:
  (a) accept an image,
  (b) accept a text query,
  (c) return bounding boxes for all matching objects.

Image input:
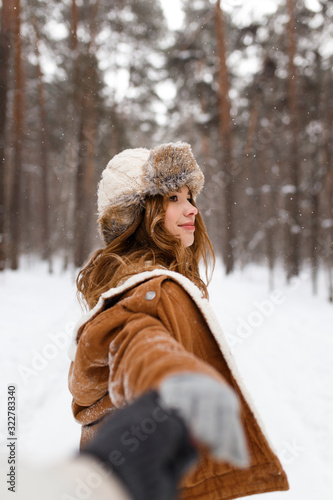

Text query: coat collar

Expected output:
[69,269,206,362]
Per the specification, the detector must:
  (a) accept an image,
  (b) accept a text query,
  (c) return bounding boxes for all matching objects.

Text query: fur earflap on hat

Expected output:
[97,142,204,244]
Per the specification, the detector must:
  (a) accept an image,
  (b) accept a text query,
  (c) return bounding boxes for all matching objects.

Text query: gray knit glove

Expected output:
[159,373,250,468]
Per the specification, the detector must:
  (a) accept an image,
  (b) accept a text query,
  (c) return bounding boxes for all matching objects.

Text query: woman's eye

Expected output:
[169,195,178,202]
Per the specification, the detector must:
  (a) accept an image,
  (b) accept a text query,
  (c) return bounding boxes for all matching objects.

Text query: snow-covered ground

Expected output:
[1,258,332,499]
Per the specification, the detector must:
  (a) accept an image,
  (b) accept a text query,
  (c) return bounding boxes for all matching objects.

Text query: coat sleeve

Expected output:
[70,277,226,409]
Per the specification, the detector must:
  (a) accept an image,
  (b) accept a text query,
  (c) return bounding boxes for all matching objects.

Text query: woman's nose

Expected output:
[185,201,198,216]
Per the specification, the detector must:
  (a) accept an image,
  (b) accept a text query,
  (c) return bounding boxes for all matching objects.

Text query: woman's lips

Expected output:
[179,223,195,231]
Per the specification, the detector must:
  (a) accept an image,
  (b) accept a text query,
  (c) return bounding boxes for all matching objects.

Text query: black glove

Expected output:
[82,391,198,500]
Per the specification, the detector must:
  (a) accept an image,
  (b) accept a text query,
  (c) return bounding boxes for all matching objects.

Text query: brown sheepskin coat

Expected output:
[68,270,289,500]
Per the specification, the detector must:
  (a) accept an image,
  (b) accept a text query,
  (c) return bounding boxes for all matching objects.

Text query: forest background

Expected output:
[0,0,332,299]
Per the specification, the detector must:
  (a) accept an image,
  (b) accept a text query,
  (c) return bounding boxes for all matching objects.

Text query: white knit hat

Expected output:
[97,142,204,243]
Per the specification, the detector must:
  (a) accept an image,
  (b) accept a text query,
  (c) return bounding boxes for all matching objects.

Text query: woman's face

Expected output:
[164,186,198,247]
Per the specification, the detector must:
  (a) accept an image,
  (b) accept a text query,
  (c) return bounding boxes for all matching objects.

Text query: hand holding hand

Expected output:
[159,372,250,468]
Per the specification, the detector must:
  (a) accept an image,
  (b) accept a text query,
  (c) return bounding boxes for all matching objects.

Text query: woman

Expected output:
[68,142,289,499]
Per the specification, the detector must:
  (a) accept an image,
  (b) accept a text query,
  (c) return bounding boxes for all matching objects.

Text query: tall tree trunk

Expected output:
[73,0,99,268]
[244,91,260,158]
[0,0,12,271]
[74,95,97,267]
[33,17,52,270]
[9,0,24,270]
[215,0,235,274]
[62,0,79,271]
[309,52,324,295]
[260,130,276,291]
[325,171,333,302]
[286,0,301,279]
[70,0,78,53]
[74,111,88,268]
[198,58,211,158]
[310,185,319,294]
[321,66,333,302]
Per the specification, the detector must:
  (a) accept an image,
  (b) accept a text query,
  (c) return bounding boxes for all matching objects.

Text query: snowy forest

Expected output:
[0,0,333,291]
[1,2,333,499]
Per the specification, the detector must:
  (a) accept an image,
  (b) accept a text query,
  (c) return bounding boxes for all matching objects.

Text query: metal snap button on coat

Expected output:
[145,291,156,301]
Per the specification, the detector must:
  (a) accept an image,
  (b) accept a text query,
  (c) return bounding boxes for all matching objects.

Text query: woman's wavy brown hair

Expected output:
[76,195,215,310]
